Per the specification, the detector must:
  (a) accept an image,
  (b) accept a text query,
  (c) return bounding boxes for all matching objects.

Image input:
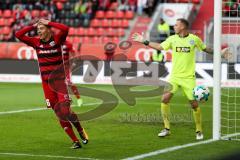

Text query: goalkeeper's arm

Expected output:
[132,33,164,51]
[203,47,232,59]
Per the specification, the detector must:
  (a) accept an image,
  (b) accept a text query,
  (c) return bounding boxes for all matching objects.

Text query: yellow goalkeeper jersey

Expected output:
[160,33,206,79]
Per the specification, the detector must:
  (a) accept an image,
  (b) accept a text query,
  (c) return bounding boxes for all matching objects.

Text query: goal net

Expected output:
[216,0,240,140]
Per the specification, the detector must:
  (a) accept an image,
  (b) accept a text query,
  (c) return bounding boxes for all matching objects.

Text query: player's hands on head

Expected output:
[221,47,232,60]
[39,19,50,26]
[132,33,144,43]
[30,19,39,27]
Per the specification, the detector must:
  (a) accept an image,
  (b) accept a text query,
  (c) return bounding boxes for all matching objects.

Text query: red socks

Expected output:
[59,120,78,142]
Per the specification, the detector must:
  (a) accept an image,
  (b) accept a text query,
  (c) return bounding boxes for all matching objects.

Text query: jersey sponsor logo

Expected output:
[49,41,56,46]
[176,47,190,53]
[189,40,195,45]
[39,49,58,54]
[17,46,37,60]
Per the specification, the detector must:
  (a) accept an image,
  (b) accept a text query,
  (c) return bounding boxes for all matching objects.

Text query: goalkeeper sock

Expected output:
[161,103,170,129]
[71,85,80,99]
[59,120,79,142]
[193,107,202,132]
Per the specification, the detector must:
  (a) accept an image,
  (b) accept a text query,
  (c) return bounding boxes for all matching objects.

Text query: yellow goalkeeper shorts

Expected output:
[168,77,196,100]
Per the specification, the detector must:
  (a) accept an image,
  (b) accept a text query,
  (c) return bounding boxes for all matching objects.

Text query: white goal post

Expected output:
[213,0,222,140]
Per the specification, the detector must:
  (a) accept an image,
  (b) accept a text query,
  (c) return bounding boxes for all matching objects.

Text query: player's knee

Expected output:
[53,101,71,120]
[190,100,198,109]
[161,92,172,103]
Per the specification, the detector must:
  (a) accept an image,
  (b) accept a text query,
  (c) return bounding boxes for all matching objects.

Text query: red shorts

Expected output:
[41,79,71,108]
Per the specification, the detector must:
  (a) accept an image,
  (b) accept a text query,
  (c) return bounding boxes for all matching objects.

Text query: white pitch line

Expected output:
[0,101,212,115]
[0,152,98,160]
[122,133,240,160]
[122,139,216,160]
[0,108,47,115]
[0,102,102,115]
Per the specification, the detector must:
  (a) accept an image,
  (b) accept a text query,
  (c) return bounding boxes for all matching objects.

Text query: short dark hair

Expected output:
[177,18,189,29]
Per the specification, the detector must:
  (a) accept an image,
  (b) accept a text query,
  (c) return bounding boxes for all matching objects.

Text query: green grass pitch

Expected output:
[0,83,239,160]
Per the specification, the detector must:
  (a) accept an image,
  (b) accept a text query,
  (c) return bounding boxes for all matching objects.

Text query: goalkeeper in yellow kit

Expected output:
[132,18,231,140]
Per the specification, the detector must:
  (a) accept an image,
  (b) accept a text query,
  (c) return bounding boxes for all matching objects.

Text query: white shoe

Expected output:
[196,131,204,140]
[158,128,170,137]
[77,99,83,107]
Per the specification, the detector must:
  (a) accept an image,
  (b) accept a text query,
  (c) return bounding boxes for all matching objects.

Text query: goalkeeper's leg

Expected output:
[158,79,178,137]
[182,79,203,140]
[190,100,203,140]
[158,92,173,137]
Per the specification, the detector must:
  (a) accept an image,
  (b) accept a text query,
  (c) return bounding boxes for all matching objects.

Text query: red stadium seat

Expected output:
[5,18,14,26]
[0,10,2,17]
[117,28,125,37]
[95,11,105,19]
[86,28,95,36]
[69,27,75,36]
[112,37,120,43]
[92,36,101,43]
[121,19,129,28]
[3,34,12,41]
[108,19,113,28]
[102,36,110,44]
[76,27,85,36]
[102,19,109,28]
[56,2,63,10]
[97,28,104,36]
[2,26,11,35]
[106,10,115,19]
[31,10,40,18]
[22,9,29,17]
[116,11,124,19]
[90,19,101,28]
[107,28,115,37]
[40,10,49,17]
[0,18,4,26]
[125,11,134,19]
[82,36,91,43]
[112,19,121,28]
[73,36,81,43]
[12,9,18,16]
[3,10,12,18]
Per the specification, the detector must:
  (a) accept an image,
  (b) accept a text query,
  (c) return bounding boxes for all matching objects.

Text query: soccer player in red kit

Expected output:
[62,41,83,107]
[15,19,88,149]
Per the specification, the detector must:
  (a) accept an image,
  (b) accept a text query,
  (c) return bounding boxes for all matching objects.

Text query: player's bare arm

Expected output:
[203,47,213,54]
[203,47,232,59]
[132,32,164,51]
